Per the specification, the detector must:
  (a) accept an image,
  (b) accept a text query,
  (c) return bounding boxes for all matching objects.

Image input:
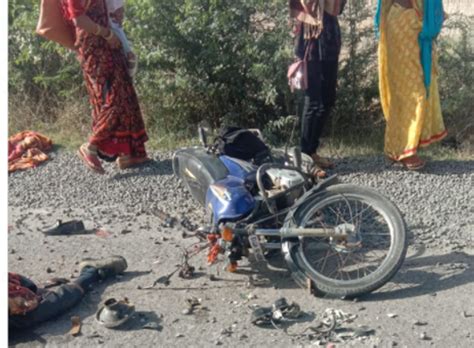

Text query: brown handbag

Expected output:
[36,0,75,50]
[287,41,312,92]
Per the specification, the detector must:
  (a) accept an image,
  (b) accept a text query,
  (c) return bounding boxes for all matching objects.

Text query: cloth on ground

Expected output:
[8,131,53,173]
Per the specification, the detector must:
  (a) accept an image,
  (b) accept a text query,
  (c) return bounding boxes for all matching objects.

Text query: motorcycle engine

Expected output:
[265,168,305,208]
[266,168,305,191]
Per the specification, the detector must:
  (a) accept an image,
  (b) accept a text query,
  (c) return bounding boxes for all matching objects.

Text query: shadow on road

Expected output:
[363,251,473,302]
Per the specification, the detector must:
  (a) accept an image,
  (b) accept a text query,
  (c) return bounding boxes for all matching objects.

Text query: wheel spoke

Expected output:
[299,193,396,284]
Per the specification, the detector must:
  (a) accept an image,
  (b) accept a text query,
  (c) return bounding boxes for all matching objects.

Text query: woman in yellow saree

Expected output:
[376,0,447,170]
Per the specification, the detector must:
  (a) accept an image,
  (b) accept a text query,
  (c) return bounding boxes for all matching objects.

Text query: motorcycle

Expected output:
[173,127,408,297]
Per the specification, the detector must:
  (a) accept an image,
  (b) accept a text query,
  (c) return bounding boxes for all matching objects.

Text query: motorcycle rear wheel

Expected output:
[284,184,407,298]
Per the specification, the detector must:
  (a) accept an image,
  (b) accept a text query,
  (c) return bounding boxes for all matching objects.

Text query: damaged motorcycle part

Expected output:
[178,262,195,279]
[282,184,408,298]
[248,234,265,262]
[250,307,274,326]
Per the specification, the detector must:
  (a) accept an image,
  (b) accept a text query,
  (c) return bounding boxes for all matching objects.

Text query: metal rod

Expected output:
[261,242,281,249]
[254,227,345,238]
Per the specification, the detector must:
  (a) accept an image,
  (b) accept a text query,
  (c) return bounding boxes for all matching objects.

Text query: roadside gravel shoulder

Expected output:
[8,150,474,347]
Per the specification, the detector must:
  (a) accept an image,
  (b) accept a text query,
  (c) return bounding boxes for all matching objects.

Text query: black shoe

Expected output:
[79,256,128,279]
[42,220,85,236]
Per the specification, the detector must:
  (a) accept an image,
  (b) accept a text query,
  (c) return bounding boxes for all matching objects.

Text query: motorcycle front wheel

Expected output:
[283,184,408,298]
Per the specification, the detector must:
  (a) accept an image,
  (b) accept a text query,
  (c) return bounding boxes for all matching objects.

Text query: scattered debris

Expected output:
[180,217,198,232]
[163,217,176,228]
[220,328,233,337]
[419,332,431,340]
[239,292,257,302]
[69,316,82,337]
[251,297,302,327]
[387,313,398,318]
[178,254,195,279]
[120,229,132,235]
[251,300,372,345]
[95,228,112,238]
[183,297,209,315]
[143,249,198,288]
[182,308,193,315]
[446,263,468,271]
[413,320,428,326]
[87,331,102,339]
[462,311,473,318]
[46,267,54,274]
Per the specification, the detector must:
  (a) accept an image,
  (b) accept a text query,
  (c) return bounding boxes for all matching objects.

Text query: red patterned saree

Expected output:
[62,0,148,159]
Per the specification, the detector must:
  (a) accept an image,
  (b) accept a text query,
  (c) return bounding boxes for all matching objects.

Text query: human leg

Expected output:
[309,59,339,169]
[379,4,446,165]
[9,256,127,330]
[300,50,324,156]
[77,143,105,174]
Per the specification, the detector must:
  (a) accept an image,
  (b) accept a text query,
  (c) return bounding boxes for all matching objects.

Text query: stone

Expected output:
[419,332,431,340]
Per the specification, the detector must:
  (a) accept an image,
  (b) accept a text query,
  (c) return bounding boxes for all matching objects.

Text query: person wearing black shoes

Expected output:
[9,256,127,330]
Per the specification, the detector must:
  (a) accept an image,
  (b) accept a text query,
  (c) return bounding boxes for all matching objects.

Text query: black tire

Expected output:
[283,184,408,298]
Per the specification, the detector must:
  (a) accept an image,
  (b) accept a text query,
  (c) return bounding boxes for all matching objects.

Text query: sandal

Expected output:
[400,155,426,171]
[116,156,150,170]
[78,144,105,174]
[311,154,335,169]
[97,150,118,163]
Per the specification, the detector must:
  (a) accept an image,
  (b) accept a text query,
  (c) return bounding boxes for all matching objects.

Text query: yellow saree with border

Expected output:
[378,0,447,160]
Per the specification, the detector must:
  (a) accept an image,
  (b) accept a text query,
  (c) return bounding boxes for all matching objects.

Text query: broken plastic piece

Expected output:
[69,316,82,337]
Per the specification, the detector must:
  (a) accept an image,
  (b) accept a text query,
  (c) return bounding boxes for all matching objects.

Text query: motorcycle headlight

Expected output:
[210,184,232,201]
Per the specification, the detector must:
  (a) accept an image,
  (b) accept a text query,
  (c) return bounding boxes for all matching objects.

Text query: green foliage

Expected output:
[438,13,474,142]
[126,0,292,135]
[334,1,381,136]
[8,0,473,151]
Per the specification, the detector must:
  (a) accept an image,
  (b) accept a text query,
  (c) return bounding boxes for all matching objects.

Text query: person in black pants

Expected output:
[9,256,127,330]
[294,1,346,176]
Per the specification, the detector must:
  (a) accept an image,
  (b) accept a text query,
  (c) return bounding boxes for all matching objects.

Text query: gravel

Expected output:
[8,151,474,250]
[7,150,474,347]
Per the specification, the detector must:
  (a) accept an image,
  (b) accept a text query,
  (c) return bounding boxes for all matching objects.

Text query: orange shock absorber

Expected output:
[207,234,221,264]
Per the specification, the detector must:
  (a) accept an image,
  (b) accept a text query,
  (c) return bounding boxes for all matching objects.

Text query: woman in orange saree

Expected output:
[376,0,447,170]
[62,0,148,174]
